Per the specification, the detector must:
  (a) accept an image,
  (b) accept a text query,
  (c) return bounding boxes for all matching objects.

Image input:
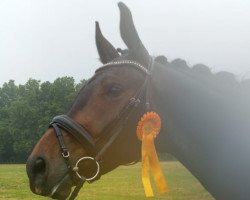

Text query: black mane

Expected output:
[155,55,250,97]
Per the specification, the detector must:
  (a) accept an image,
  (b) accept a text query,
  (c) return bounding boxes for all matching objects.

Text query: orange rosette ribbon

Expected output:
[137,112,168,197]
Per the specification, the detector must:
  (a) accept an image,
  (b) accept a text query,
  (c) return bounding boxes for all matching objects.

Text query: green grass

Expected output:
[0,162,214,200]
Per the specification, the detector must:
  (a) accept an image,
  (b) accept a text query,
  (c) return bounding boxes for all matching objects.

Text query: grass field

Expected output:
[0,161,214,200]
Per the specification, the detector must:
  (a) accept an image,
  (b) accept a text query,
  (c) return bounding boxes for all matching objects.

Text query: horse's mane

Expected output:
[155,55,250,97]
[154,55,250,200]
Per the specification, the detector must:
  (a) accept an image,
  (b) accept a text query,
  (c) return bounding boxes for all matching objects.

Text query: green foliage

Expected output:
[0,77,86,163]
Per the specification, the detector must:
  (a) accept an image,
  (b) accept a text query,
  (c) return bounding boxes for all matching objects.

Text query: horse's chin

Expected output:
[49,174,73,200]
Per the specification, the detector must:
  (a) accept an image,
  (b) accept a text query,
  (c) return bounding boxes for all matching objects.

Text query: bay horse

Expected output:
[26,2,250,200]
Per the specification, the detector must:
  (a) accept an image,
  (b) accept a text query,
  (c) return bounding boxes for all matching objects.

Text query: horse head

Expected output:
[26,2,156,199]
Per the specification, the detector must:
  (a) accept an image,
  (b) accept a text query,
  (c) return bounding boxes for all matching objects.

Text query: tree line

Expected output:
[0,77,86,163]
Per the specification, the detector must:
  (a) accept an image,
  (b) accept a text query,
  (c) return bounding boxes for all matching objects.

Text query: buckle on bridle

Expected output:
[74,157,100,182]
[134,99,141,106]
[129,98,140,106]
[62,150,70,158]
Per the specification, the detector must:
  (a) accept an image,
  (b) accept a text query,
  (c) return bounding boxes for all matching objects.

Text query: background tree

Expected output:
[0,77,86,163]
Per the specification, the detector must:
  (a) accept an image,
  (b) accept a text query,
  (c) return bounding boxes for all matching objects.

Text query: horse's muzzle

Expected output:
[26,156,49,195]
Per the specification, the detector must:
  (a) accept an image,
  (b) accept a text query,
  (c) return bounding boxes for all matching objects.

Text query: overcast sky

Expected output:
[0,0,249,85]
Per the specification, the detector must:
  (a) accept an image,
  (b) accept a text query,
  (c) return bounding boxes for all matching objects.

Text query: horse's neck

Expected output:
[153,63,250,200]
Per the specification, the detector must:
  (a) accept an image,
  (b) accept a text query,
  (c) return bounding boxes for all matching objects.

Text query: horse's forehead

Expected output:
[92,66,144,84]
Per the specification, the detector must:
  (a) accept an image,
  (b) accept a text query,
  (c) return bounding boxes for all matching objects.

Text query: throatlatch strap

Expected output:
[136,58,169,197]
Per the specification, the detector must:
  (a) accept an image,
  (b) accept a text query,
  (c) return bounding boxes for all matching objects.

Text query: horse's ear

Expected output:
[95,21,120,64]
[118,2,149,65]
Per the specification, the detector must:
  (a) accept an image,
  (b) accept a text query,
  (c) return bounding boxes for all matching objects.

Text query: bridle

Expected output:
[49,58,154,200]
[49,59,153,199]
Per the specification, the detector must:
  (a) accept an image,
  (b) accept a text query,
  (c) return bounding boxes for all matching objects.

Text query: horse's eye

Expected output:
[106,84,123,98]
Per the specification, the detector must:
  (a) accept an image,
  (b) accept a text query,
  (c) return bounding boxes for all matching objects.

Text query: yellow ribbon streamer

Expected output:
[137,112,168,197]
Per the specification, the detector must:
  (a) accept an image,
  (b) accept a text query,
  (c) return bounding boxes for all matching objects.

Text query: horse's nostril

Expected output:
[33,157,46,175]
[26,157,48,195]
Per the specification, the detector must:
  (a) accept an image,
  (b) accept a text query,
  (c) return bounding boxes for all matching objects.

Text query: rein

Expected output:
[49,59,153,200]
